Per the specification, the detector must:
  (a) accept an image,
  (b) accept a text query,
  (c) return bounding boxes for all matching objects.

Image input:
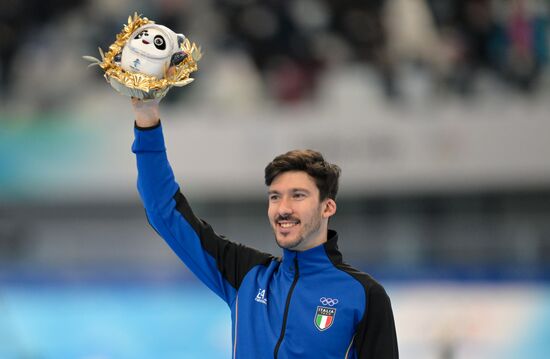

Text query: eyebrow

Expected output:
[268,188,311,195]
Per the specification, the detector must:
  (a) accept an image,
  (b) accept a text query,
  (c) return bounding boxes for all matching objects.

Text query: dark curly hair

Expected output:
[264,149,341,201]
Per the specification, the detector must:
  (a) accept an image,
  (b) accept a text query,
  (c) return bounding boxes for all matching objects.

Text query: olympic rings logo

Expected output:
[320,297,339,306]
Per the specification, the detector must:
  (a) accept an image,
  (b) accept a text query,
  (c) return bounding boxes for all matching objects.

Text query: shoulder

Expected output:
[322,235,389,304]
[333,262,388,297]
[330,261,393,320]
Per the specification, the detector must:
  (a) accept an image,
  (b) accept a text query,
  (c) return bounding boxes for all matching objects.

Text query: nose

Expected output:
[278,197,293,216]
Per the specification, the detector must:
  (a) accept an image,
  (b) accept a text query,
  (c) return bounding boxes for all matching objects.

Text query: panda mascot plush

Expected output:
[84,13,201,100]
[117,24,187,79]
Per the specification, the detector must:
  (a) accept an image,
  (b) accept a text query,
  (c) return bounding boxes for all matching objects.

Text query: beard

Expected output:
[272,211,323,251]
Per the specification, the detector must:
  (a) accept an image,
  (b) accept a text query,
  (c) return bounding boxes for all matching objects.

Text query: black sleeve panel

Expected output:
[173,190,274,290]
[354,280,399,358]
[324,239,399,358]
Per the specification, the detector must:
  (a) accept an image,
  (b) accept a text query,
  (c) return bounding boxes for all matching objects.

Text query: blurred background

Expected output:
[1,0,550,357]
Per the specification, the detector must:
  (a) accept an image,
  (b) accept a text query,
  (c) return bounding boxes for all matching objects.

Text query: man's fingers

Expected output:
[131,97,160,105]
[131,97,144,108]
[167,66,177,77]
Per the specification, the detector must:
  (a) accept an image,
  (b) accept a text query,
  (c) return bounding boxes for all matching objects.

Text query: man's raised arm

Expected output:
[130,98,273,306]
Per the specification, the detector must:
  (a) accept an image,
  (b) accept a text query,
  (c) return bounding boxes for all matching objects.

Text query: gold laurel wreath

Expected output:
[84,12,202,99]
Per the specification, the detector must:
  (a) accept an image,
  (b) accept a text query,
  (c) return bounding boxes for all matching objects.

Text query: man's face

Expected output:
[268,171,333,251]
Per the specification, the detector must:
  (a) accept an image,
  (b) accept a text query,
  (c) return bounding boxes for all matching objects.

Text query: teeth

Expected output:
[280,222,297,228]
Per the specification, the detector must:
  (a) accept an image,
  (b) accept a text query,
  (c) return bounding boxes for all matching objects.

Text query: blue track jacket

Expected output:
[132,123,398,358]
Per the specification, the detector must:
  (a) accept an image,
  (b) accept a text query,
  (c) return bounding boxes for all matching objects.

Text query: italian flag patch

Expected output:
[314,306,336,331]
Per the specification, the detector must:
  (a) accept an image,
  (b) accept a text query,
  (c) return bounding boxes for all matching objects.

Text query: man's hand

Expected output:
[131,97,161,128]
[131,66,178,127]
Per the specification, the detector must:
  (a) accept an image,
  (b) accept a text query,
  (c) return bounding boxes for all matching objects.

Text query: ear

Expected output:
[177,34,185,48]
[170,51,187,66]
[322,199,337,219]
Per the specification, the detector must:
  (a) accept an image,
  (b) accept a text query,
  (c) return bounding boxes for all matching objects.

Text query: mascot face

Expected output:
[128,26,173,59]
[120,24,181,78]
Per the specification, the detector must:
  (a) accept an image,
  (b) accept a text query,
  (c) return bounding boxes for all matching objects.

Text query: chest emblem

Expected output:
[254,288,267,304]
[314,297,338,331]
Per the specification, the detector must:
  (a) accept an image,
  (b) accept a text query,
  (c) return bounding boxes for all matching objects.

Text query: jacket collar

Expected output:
[281,230,342,275]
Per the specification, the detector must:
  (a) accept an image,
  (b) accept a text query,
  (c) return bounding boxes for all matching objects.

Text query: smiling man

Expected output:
[131,98,398,358]
[266,153,338,253]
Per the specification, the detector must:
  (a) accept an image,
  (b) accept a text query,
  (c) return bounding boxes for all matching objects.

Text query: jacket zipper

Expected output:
[273,257,300,358]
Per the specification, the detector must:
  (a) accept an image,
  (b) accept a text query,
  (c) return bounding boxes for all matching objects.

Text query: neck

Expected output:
[281,230,340,275]
[294,222,328,252]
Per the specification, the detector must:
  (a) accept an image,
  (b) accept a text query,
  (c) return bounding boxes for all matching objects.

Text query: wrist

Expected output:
[135,119,161,130]
[135,114,160,128]
[132,97,160,127]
